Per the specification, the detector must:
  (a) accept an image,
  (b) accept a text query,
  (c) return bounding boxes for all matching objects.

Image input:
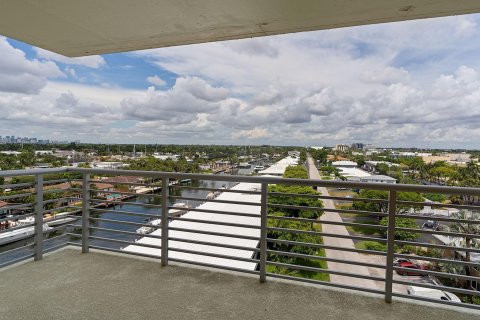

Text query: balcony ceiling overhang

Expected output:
[1,0,480,57]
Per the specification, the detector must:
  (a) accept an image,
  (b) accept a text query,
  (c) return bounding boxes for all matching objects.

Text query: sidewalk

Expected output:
[306,156,382,290]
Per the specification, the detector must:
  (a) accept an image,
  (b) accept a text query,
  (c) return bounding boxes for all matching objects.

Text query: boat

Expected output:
[135,203,190,234]
[0,218,52,245]
[237,162,251,169]
[254,165,265,171]
[180,179,192,184]
[168,202,190,217]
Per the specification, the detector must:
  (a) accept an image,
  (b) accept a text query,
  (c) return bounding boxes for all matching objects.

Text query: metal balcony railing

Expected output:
[0,167,479,311]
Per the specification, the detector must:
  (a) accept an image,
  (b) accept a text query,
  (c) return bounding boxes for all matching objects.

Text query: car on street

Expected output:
[421,220,439,231]
[395,261,425,276]
[407,286,461,302]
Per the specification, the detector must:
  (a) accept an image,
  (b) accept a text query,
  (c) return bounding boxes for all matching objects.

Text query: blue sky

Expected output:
[0,14,480,148]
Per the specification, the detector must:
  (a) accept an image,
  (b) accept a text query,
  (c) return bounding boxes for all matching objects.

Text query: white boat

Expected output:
[0,220,52,245]
[254,165,265,171]
[135,203,190,234]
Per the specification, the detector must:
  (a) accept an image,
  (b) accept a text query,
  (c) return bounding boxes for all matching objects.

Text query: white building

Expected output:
[92,162,127,169]
[332,160,357,168]
[359,175,397,184]
[258,156,299,176]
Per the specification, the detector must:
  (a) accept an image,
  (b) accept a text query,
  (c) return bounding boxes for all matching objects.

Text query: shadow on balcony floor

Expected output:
[0,247,478,320]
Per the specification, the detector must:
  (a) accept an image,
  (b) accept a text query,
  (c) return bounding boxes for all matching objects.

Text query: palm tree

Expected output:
[448,210,480,270]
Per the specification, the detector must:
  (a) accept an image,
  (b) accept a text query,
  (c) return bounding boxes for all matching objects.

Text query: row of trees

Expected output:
[267,165,328,280]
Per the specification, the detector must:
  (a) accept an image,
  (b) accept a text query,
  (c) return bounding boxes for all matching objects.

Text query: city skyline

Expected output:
[1,15,480,148]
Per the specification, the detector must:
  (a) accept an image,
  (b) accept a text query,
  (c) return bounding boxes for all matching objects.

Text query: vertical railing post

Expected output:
[161,177,169,266]
[82,173,90,253]
[260,182,268,283]
[34,174,44,261]
[385,190,397,303]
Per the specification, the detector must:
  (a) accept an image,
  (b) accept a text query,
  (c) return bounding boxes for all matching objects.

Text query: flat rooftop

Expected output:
[0,248,478,320]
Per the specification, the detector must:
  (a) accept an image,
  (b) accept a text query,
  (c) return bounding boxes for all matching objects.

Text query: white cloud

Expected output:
[3,15,480,147]
[35,47,105,68]
[232,128,271,139]
[0,37,63,94]
[147,75,166,87]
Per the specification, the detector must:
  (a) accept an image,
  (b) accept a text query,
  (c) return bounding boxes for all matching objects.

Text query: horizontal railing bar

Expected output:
[169,217,260,229]
[89,226,163,240]
[0,203,33,211]
[392,279,480,297]
[0,212,34,223]
[266,250,385,269]
[267,273,385,296]
[89,189,159,198]
[43,205,80,215]
[177,207,259,218]
[65,233,82,238]
[266,215,388,230]
[397,200,480,212]
[42,188,82,195]
[169,236,259,252]
[89,244,161,260]
[44,214,82,228]
[392,292,480,311]
[169,195,260,206]
[398,213,480,225]
[393,266,480,282]
[90,199,162,208]
[267,238,387,256]
[67,168,480,195]
[0,253,35,269]
[168,226,260,241]
[90,208,161,219]
[267,227,387,243]
[172,185,261,195]
[268,203,388,217]
[89,236,163,250]
[169,257,260,275]
[0,243,34,256]
[0,222,35,235]
[394,226,480,239]
[87,179,163,188]
[0,182,35,189]
[43,242,69,254]
[169,247,259,263]
[394,240,480,253]
[43,233,70,243]
[267,261,386,282]
[0,168,67,177]
[393,253,479,268]
[0,193,32,200]
[268,192,388,203]
[42,197,75,205]
[89,217,163,229]
[42,179,71,185]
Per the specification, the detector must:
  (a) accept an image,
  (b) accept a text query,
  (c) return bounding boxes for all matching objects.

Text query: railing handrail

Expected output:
[1,167,479,196]
[1,166,480,311]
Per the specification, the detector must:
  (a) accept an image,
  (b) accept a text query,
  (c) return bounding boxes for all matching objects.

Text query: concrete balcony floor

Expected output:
[0,248,478,320]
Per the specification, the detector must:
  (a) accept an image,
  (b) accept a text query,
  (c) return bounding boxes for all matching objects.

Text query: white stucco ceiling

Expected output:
[1,0,479,57]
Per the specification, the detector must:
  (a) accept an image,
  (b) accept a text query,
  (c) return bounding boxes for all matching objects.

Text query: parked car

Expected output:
[395,261,425,276]
[407,286,461,303]
[393,257,412,265]
[421,220,439,231]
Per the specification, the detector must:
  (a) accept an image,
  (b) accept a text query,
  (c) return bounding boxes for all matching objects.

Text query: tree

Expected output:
[352,189,424,215]
[379,217,419,241]
[448,210,480,265]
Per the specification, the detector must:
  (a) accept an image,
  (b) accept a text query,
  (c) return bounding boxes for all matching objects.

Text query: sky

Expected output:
[1,14,480,148]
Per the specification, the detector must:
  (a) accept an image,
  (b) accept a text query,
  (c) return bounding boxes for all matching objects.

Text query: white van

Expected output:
[407,286,461,303]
